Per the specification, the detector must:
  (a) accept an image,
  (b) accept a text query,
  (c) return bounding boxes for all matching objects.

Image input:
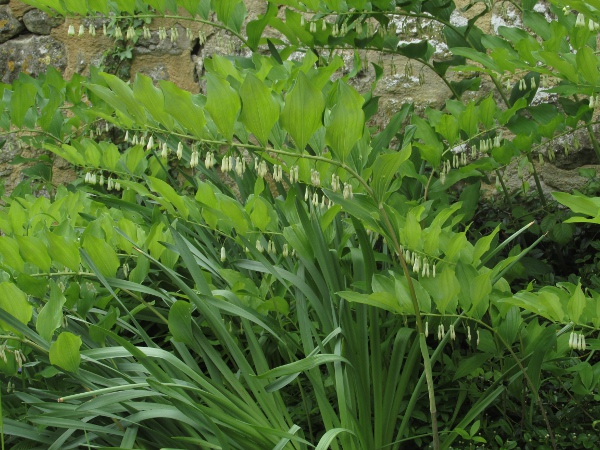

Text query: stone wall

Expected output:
[0,0,597,195]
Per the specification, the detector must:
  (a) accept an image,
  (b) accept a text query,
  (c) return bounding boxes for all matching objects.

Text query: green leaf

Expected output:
[239,73,280,146]
[325,81,365,162]
[16,235,51,272]
[432,267,460,314]
[159,80,206,138]
[576,46,599,84]
[100,73,147,124]
[82,235,120,278]
[46,231,80,271]
[0,282,32,333]
[453,353,492,380]
[250,197,271,231]
[459,101,479,137]
[338,291,402,314]
[168,300,194,346]
[552,191,600,217]
[147,176,189,220]
[470,271,492,317]
[371,145,412,201]
[0,236,25,272]
[568,282,586,324]
[49,331,81,372]
[450,47,502,72]
[256,354,350,379]
[10,79,37,128]
[315,429,356,450]
[246,2,277,51]
[412,115,443,167]
[281,72,324,151]
[133,74,174,129]
[36,280,66,342]
[205,73,240,142]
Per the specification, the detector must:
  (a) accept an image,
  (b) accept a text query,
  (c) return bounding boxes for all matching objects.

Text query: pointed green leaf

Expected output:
[325,81,365,161]
[147,176,189,220]
[432,267,460,314]
[239,73,280,146]
[568,282,586,324]
[470,271,492,317]
[16,235,51,272]
[133,74,173,129]
[250,197,271,231]
[10,79,37,128]
[0,282,32,333]
[37,280,66,342]
[46,231,81,271]
[281,72,324,151]
[168,300,194,346]
[82,235,120,278]
[453,353,493,380]
[371,145,412,201]
[159,80,205,138]
[338,291,402,314]
[205,73,240,142]
[49,332,81,372]
[0,236,25,272]
[576,46,599,84]
[100,73,146,124]
[257,354,349,379]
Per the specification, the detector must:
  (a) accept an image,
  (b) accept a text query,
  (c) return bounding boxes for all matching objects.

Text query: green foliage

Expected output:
[0,0,599,449]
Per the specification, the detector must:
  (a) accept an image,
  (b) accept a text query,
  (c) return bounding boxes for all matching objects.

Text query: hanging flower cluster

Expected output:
[569,332,586,350]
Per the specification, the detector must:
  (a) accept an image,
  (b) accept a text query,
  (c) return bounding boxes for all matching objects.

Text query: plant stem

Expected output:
[495,168,513,209]
[526,152,547,208]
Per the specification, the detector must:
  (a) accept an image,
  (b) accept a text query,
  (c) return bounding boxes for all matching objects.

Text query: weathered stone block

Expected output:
[0,5,24,43]
[0,35,66,83]
[23,8,64,35]
[133,24,189,56]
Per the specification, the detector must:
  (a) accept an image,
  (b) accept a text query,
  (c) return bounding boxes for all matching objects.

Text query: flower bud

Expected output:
[220,246,226,262]
[68,24,75,36]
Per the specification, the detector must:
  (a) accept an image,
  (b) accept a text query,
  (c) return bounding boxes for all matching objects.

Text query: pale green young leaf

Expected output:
[325,80,365,162]
[46,231,81,271]
[281,71,324,151]
[552,191,600,217]
[82,235,120,278]
[239,73,280,146]
[568,282,586,324]
[36,280,66,342]
[0,282,32,333]
[16,235,51,272]
[205,73,240,142]
[49,332,81,372]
